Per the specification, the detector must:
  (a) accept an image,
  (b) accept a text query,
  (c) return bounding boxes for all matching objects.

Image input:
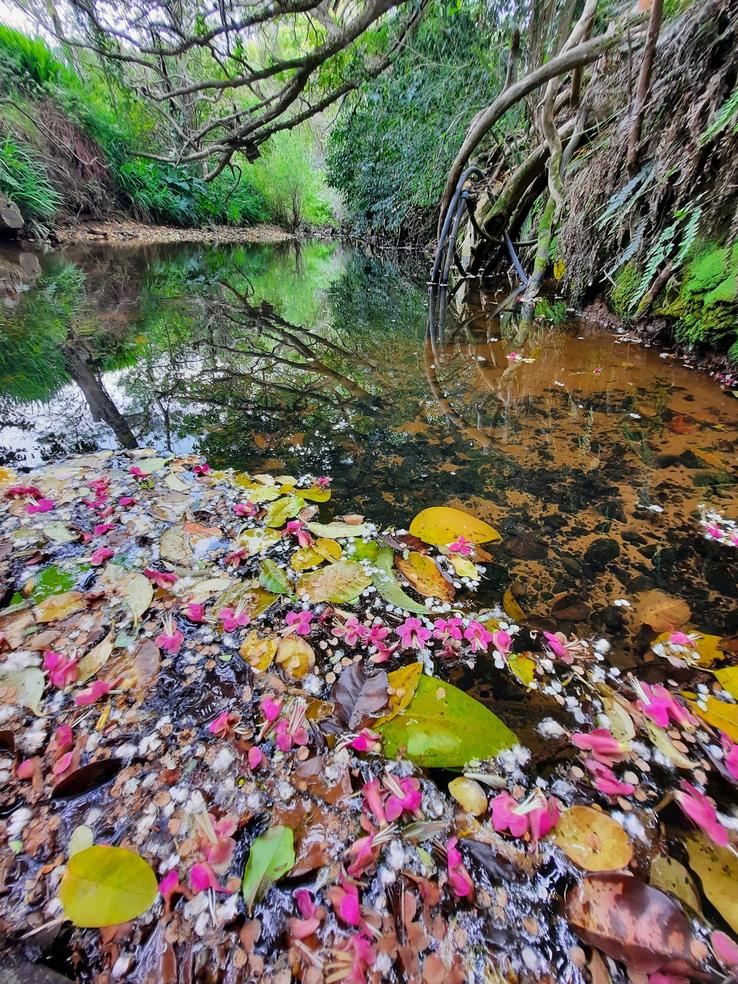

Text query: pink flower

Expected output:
[144,568,178,589]
[586,759,636,798]
[218,607,249,632]
[284,520,313,548]
[464,620,493,653]
[52,751,74,776]
[712,930,738,968]
[54,724,73,751]
[721,733,738,781]
[118,496,135,507]
[248,746,264,769]
[16,758,38,780]
[290,915,321,939]
[6,484,41,498]
[75,679,112,706]
[329,874,361,926]
[204,815,237,870]
[129,465,144,478]
[261,695,282,723]
[492,629,512,655]
[396,617,431,650]
[704,524,723,540]
[366,624,390,648]
[527,795,560,843]
[636,682,695,729]
[156,629,184,654]
[347,831,379,877]
[385,777,422,822]
[362,779,387,827]
[208,711,233,737]
[43,649,78,688]
[193,462,210,475]
[90,546,114,565]
[351,729,380,754]
[506,351,520,361]
[189,862,227,894]
[668,631,695,647]
[234,501,257,517]
[224,547,247,567]
[184,602,207,623]
[446,837,474,899]
[315,476,331,488]
[334,615,368,647]
[571,728,628,765]
[285,610,314,636]
[448,535,473,556]
[158,869,183,905]
[490,792,528,838]
[433,617,464,642]
[675,781,728,846]
[275,717,308,752]
[332,933,375,984]
[26,498,55,514]
[295,888,316,920]
[93,523,115,536]
[542,631,573,662]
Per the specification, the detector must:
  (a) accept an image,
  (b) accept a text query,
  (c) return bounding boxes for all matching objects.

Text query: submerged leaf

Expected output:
[649,855,701,912]
[297,558,371,604]
[0,667,45,715]
[554,806,633,871]
[378,675,517,768]
[409,506,501,547]
[59,845,157,927]
[242,826,295,914]
[685,833,738,934]
[634,590,690,633]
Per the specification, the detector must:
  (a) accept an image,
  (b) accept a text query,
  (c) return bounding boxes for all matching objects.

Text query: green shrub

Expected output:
[0,134,61,219]
[0,25,69,88]
[250,127,335,229]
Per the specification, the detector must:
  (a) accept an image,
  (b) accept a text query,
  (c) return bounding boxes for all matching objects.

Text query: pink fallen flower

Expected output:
[527,794,560,843]
[129,465,144,478]
[208,711,233,738]
[275,715,308,752]
[668,631,696,647]
[492,629,512,656]
[54,724,73,752]
[571,728,628,765]
[362,778,387,827]
[711,929,738,968]
[52,751,74,776]
[350,729,380,754]
[26,498,55,514]
[234,501,257,517]
[385,776,422,822]
[586,759,636,798]
[334,615,368,647]
[159,869,183,906]
[285,610,314,636]
[75,679,112,706]
[315,476,331,488]
[284,519,314,548]
[6,484,41,498]
[542,630,573,663]
[290,915,321,939]
[449,535,472,556]
[203,814,237,871]
[490,792,529,838]
[675,781,728,846]
[636,682,695,729]
[248,746,264,770]
[367,623,391,647]
[329,874,361,926]
[433,616,464,642]
[184,602,207,623]
[193,462,210,475]
[290,889,321,938]
[118,496,135,507]
[44,649,78,689]
[464,620,493,653]
[721,733,738,781]
[144,568,178,589]
[261,695,282,723]
[396,617,431,650]
[218,606,250,633]
[90,546,114,566]
[16,758,38,780]
[93,523,115,536]
[446,837,474,899]
[189,862,227,894]
[347,830,379,878]
[156,628,184,654]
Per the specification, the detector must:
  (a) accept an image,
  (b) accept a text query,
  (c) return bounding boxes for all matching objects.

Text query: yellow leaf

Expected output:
[33,590,86,624]
[375,663,423,727]
[314,538,342,562]
[290,546,326,572]
[643,719,693,770]
[409,506,501,547]
[59,845,157,927]
[240,631,277,672]
[448,777,488,815]
[650,855,701,912]
[601,694,636,743]
[276,636,315,679]
[503,587,527,623]
[715,665,738,700]
[554,806,633,871]
[553,258,566,280]
[685,833,738,933]
[508,654,536,687]
[396,552,455,601]
[77,632,114,685]
[296,558,371,604]
[651,630,726,667]
[692,695,738,741]
[300,486,332,502]
[447,553,479,579]
[238,527,280,556]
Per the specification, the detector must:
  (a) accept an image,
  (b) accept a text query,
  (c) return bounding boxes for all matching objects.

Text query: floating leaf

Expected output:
[68,825,94,857]
[351,540,381,562]
[164,473,190,492]
[0,667,45,715]
[566,873,701,975]
[378,675,517,768]
[691,695,738,742]
[371,547,428,614]
[297,558,371,604]
[59,845,157,927]
[217,581,278,619]
[601,693,636,742]
[33,590,86,624]
[43,523,78,544]
[276,636,315,679]
[306,521,373,539]
[685,833,738,934]
[634,590,690,633]
[502,586,527,623]
[448,777,488,815]
[290,545,327,572]
[77,633,114,685]
[651,630,725,667]
[396,552,455,601]
[409,506,501,547]
[240,632,278,672]
[508,654,536,687]
[241,826,295,914]
[238,527,280,555]
[102,566,153,622]
[184,575,234,604]
[375,662,423,727]
[159,525,193,566]
[26,564,78,604]
[264,495,304,528]
[555,806,633,871]
[300,486,331,502]
[331,662,389,730]
[446,553,479,580]
[136,457,167,475]
[715,665,738,700]
[314,538,342,562]
[53,759,123,800]
[650,855,701,912]
[259,558,293,596]
[643,719,693,769]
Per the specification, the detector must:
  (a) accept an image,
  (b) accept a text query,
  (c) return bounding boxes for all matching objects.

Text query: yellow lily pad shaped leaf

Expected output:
[409,506,501,547]
[59,845,158,927]
[554,806,633,871]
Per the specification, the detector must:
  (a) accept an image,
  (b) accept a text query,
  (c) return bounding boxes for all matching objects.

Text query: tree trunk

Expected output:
[626,0,663,175]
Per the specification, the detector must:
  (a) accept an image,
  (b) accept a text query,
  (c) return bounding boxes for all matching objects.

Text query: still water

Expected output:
[1,238,737,657]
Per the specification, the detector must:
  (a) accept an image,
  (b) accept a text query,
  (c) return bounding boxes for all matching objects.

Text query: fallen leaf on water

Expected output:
[59,845,158,927]
[685,833,738,934]
[508,654,536,687]
[68,825,94,857]
[396,551,455,601]
[241,826,295,914]
[297,558,371,604]
[448,777,488,816]
[276,636,315,679]
[502,586,527,623]
[554,806,633,871]
[643,719,693,770]
[691,695,738,742]
[409,506,501,547]
[264,495,303,529]
[0,667,45,715]
[77,632,114,685]
[259,558,293,596]
[651,629,725,667]
[33,590,86,624]
[375,662,423,727]
[649,855,701,912]
[715,665,738,700]
[102,566,153,622]
[306,520,373,538]
[331,661,388,730]
[42,522,78,544]
[240,631,278,672]
[300,486,331,503]
[159,524,193,566]
[446,552,479,579]
[634,590,690,633]
[371,547,428,614]
[164,473,190,492]
[53,759,123,800]
[136,456,168,475]
[601,693,636,742]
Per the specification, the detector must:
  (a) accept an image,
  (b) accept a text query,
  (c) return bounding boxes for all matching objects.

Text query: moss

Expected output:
[682,242,738,296]
[610,263,641,318]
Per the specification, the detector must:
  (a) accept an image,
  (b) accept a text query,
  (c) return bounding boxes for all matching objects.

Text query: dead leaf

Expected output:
[276,637,315,679]
[555,806,633,871]
[396,552,455,601]
[634,590,690,633]
[33,591,86,624]
[331,662,388,730]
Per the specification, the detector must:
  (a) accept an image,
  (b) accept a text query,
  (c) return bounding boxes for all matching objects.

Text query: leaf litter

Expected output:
[0,450,736,982]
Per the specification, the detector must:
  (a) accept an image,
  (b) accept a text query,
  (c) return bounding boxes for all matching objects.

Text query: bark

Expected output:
[626,0,664,175]
[515,196,556,342]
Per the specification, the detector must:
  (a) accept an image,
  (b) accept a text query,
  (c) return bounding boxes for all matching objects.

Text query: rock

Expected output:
[506,533,548,560]
[584,538,620,569]
[0,197,24,235]
[0,958,73,984]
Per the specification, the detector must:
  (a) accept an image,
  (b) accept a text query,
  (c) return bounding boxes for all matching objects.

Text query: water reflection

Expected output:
[0,239,736,645]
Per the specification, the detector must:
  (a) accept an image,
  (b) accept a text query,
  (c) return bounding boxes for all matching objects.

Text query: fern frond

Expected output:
[699,86,738,145]
[596,165,653,231]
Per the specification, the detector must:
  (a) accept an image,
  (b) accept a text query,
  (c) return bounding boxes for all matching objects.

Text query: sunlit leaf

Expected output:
[0,667,45,715]
[601,693,636,742]
[691,695,738,742]
[297,558,371,604]
[136,457,168,475]
[314,537,342,562]
[164,472,190,492]
[396,551,455,601]
[378,674,517,768]
[650,855,701,912]
[290,545,327,572]
[306,521,373,538]
[240,631,278,671]
[59,845,157,927]
[446,553,479,580]
[643,719,694,769]
[102,566,153,622]
[259,558,293,596]
[651,630,726,667]
[502,586,527,623]
[68,825,94,858]
[374,662,423,726]
[409,506,501,547]
[33,590,86,623]
[448,777,488,815]
[555,806,633,871]
[508,654,536,687]
[685,833,738,934]
[77,632,114,685]
[241,826,295,914]
[237,527,280,555]
[265,495,304,528]
[300,486,332,502]
[715,665,738,700]
[372,547,428,613]
[276,636,315,679]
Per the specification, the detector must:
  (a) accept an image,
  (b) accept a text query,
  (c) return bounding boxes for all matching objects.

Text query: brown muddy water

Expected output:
[1,237,737,662]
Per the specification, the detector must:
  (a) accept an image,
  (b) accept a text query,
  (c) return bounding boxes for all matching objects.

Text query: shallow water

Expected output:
[1,237,737,657]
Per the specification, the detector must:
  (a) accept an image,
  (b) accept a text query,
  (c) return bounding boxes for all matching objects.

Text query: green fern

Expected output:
[700,86,738,145]
[596,165,653,231]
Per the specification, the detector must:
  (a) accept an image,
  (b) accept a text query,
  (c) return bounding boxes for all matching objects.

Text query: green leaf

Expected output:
[378,674,517,767]
[351,540,381,562]
[136,456,168,475]
[372,547,428,614]
[59,845,158,927]
[264,496,303,528]
[242,826,295,914]
[259,558,293,596]
[28,564,76,603]
[307,521,373,538]
[296,557,371,603]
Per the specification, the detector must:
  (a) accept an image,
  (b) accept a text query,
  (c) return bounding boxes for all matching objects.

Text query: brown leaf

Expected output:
[52,758,123,800]
[634,590,690,633]
[330,662,388,730]
[566,874,704,976]
[396,552,455,601]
